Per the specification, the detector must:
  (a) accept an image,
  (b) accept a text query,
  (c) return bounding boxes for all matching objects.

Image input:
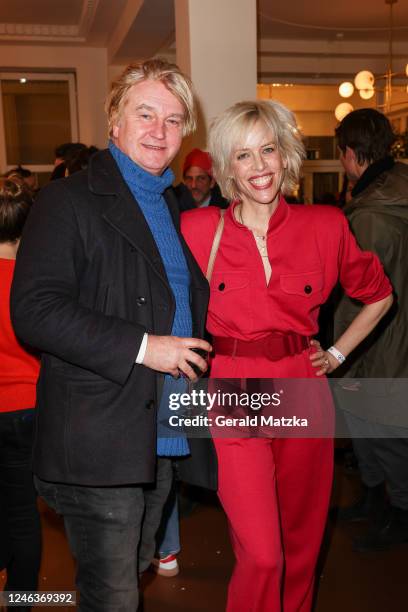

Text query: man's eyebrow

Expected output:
[134,103,184,119]
[135,103,154,111]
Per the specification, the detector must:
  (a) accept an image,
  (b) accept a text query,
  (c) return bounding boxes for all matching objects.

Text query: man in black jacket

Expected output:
[11,59,212,611]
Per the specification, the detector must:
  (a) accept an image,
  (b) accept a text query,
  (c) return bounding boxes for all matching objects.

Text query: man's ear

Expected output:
[345,146,357,162]
[112,124,119,139]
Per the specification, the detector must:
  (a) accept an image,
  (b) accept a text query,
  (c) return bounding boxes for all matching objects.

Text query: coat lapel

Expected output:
[89,149,169,285]
[88,149,208,304]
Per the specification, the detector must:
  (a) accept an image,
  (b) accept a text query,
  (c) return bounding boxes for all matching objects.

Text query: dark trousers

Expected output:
[35,457,172,612]
[0,409,42,592]
[345,413,408,509]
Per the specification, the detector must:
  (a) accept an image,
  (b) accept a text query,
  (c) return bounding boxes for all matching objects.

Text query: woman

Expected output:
[181,100,393,612]
[0,177,41,599]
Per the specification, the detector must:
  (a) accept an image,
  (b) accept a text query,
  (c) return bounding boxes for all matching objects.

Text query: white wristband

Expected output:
[327,345,346,364]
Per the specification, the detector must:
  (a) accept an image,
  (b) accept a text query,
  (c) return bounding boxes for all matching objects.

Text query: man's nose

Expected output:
[151,120,165,139]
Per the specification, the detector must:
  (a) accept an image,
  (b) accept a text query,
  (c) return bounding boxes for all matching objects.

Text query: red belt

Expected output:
[213,332,310,361]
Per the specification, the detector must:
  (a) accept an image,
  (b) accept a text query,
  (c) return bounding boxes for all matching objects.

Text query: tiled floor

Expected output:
[1,455,407,611]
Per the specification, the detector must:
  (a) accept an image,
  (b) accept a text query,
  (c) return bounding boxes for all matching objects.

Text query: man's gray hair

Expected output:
[105,58,196,137]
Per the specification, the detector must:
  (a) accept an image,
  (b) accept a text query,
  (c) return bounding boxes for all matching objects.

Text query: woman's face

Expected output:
[230,121,286,208]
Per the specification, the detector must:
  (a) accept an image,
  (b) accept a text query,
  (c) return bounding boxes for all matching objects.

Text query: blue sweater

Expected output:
[109,142,191,456]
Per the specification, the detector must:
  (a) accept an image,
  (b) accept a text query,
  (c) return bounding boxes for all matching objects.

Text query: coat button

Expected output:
[218,282,225,291]
[304,285,312,294]
[136,296,146,306]
[145,399,155,410]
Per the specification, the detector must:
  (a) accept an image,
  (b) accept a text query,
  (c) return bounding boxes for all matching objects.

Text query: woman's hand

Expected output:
[309,339,340,377]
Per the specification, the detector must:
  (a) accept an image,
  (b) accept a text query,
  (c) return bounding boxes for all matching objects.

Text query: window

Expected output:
[0,72,78,181]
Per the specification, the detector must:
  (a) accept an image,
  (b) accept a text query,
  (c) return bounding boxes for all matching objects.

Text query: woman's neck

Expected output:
[0,240,19,259]
[236,199,279,235]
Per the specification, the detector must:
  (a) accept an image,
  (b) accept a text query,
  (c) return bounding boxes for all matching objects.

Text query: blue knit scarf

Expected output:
[109,141,191,456]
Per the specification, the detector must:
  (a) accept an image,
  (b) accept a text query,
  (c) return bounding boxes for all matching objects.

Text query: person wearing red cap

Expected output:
[178,148,229,210]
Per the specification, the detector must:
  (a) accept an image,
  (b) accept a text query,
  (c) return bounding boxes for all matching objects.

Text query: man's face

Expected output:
[112,80,185,175]
[183,166,215,205]
[339,146,366,182]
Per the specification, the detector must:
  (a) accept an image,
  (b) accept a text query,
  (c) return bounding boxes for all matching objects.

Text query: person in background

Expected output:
[4,166,38,193]
[10,59,213,611]
[181,99,393,612]
[65,146,99,176]
[0,176,41,607]
[175,148,229,211]
[154,145,228,578]
[50,142,87,181]
[334,108,408,552]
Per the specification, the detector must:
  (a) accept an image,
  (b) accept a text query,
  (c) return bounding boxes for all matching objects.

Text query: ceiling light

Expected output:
[336,1,407,116]
[354,71,375,91]
[339,82,354,98]
[359,88,375,100]
[335,103,354,122]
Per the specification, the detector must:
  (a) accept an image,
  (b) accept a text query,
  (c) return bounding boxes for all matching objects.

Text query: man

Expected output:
[176,148,229,211]
[11,59,213,610]
[334,108,408,551]
[50,142,87,180]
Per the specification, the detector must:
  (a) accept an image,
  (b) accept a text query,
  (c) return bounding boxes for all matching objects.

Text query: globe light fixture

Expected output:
[339,82,354,98]
[359,88,375,100]
[354,70,375,91]
[335,0,407,117]
[335,102,354,122]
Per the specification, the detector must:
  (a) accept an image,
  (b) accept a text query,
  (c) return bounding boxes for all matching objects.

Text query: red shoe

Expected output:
[151,553,179,577]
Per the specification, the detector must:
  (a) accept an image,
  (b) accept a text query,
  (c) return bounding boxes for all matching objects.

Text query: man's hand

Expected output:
[142,335,212,380]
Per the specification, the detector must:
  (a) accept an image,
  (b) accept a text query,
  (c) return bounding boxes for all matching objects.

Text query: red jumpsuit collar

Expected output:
[228,195,290,236]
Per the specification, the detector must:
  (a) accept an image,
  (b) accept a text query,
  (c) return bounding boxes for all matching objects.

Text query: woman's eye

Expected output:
[167,118,181,127]
[236,152,249,161]
[263,146,275,154]
[139,113,152,120]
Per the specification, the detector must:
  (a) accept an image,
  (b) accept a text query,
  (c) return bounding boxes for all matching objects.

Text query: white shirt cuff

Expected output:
[135,333,148,364]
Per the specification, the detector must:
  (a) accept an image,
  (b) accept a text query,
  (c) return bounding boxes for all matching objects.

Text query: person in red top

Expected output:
[0,176,41,602]
[181,100,393,612]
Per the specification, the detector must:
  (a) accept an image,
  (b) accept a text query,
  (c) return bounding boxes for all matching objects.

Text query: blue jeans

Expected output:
[0,409,41,594]
[35,457,172,611]
[156,462,180,557]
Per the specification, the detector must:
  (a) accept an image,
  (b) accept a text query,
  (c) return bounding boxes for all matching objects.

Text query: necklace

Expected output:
[238,205,269,258]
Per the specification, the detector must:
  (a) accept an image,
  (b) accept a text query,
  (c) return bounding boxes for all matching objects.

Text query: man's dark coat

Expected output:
[11,150,216,488]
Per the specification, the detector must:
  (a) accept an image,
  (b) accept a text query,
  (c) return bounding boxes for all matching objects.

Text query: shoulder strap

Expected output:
[206,209,226,282]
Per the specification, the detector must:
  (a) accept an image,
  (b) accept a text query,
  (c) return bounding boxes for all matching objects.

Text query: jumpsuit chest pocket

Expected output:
[279,270,324,300]
[209,271,253,333]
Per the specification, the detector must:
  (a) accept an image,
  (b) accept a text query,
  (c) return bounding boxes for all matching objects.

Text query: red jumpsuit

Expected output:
[181,198,391,612]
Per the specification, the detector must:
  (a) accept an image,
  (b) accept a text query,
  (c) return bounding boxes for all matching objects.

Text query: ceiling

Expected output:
[0,0,407,67]
[258,0,408,42]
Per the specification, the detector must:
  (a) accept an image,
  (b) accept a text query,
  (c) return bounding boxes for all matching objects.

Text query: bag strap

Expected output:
[205,209,226,282]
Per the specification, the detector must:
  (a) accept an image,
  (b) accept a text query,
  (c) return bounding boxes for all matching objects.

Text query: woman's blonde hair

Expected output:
[208,100,305,201]
[105,58,196,137]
